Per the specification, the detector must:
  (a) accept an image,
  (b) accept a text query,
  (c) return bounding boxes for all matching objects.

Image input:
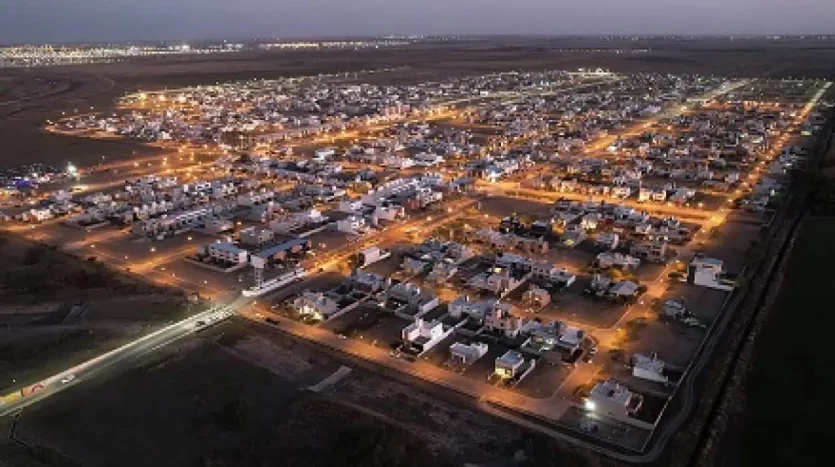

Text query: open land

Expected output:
[0,232,196,394]
[2,320,530,467]
[729,218,835,467]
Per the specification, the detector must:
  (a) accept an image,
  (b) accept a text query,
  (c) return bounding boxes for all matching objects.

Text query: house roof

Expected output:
[253,238,310,259]
[208,241,247,254]
[496,350,524,367]
[610,281,639,296]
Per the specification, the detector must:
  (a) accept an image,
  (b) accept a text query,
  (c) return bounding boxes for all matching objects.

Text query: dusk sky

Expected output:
[1,0,833,44]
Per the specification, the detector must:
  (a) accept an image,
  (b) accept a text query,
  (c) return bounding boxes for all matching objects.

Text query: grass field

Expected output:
[737,217,835,467]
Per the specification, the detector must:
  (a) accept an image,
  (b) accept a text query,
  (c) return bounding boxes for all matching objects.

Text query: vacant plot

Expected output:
[13,329,456,467]
[732,217,835,467]
[0,233,190,392]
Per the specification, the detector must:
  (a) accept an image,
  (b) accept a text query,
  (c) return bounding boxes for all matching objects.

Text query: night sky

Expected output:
[1,0,833,44]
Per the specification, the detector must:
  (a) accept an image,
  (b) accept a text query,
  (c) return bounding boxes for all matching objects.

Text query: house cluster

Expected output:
[200,236,311,270]
[473,74,722,148]
[400,238,475,283]
[291,269,391,322]
[529,82,814,212]
[463,252,577,300]
[440,296,590,383]
[341,122,483,165]
[60,70,580,150]
[551,198,690,261]
[583,274,648,304]
[40,175,270,233]
[395,290,590,384]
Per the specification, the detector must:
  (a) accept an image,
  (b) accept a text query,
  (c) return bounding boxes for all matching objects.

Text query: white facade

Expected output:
[449,342,489,365]
[373,205,404,222]
[337,215,366,234]
[206,242,249,265]
[596,232,620,250]
[495,350,525,379]
[338,199,364,213]
[239,227,274,247]
[314,147,335,160]
[448,296,511,321]
[293,291,339,320]
[401,318,450,355]
[597,252,641,270]
[688,256,734,291]
[586,379,644,424]
[632,354,669,384]
[385,282,440,317]
[483,306,523,338]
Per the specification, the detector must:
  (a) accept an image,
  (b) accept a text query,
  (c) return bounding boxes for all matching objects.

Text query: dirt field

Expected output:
[4,319,533,467]
[716,217,835,467]
[0,232,191,393]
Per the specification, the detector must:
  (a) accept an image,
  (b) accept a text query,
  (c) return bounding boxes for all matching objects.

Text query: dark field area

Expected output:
[0,233,191,394]
[730,217,835,467]
[7,332,458,467]
[3,319,551,467]
[3,36,835,168]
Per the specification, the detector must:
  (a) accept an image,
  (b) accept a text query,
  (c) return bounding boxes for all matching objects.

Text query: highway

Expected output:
[0,303,237,417]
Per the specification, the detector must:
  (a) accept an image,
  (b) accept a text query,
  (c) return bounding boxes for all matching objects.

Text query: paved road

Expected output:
[0,303,237,417]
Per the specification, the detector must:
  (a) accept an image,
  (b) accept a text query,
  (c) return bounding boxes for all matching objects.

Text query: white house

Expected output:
[596,232,620,250]
[349,270,390,294]
[401,318,451,355]
[557,326,585,352]
[494,350,526,379]
[581,212,602,231]
[596,252,641,270]
[467,269,525,296]
[314,147,336,161]
[205,241,249,265]
[586,379,644,425]
[293,291,339,321]
[687,256,734,291]
[448,296,511,322]
[337,215,367,234]
[384,282,440,318]
[483,306,523,338]
[239,227,275,248]
[632,353,669,384]
[414,152,444,166]
[373,205,404,222]
[338,199,364,214]
[449,342,489,365]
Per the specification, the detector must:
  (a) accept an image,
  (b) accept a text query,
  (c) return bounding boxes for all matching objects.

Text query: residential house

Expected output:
[449,342,489,365]
[205,241,249,265]
[586,379,644,425]
[401,318,452,355]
